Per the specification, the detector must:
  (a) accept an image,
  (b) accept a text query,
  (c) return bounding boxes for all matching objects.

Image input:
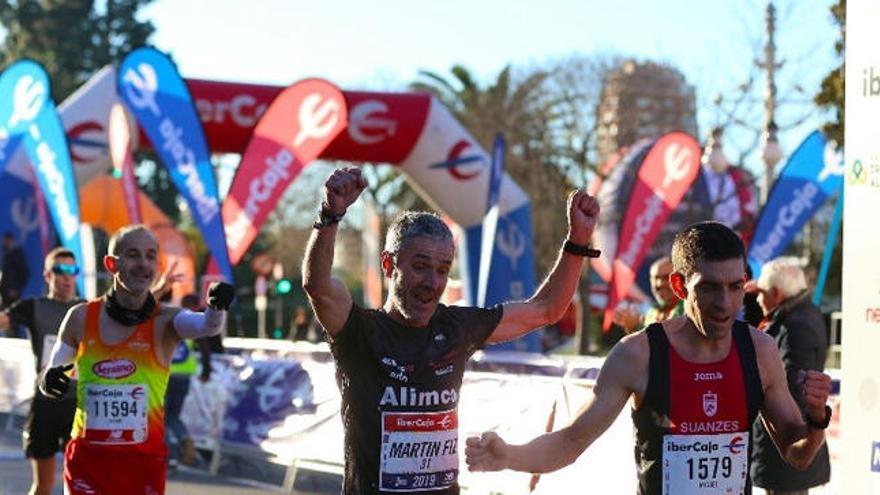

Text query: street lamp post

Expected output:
[758,2,784,204]
[761,120,783,202]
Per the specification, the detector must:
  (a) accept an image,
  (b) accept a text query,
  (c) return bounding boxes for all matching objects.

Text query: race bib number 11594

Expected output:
[84,383,148,445]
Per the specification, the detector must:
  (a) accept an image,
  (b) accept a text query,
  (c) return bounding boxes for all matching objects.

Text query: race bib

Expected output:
[380,409,459,492]
[663,432,748,495]
[83,383,148,444]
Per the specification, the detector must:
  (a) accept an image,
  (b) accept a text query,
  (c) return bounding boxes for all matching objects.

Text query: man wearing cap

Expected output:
[0,247,83,495]
[746,257,830,494]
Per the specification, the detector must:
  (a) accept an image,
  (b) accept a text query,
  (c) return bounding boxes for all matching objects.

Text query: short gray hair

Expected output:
[757,257,807,298]
[108,224,157,256]
[384,211,453,254]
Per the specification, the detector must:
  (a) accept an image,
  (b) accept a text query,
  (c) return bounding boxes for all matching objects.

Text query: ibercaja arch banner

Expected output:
[14,67,541,351]
[117,47,234,283]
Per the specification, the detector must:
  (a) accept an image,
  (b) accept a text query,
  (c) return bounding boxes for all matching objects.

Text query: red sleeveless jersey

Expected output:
[632,322,763,495]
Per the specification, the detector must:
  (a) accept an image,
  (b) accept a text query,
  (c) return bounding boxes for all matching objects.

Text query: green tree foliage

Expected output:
[814,0,845,146]
[0,0,155,101]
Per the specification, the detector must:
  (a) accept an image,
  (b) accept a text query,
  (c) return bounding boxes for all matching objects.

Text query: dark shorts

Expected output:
[22,393,77,459]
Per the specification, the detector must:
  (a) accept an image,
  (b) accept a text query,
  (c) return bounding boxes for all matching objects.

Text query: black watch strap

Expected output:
[563,240,601,258]
[806,405,832,430]
[313,207,345,229]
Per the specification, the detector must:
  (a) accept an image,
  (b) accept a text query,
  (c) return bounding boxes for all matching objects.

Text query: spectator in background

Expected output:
[746,257,830,494]
[612,256,684,333]
[1,231,30,309]
[163,291,215,467]
[292,306,311,342]
[0,247,82,495]
[740,263,764,327]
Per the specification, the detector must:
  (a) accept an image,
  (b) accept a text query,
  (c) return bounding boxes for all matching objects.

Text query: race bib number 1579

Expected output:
[662,432,748,495]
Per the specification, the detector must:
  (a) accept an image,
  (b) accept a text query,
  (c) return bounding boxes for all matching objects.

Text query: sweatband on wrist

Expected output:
[563,240,601,258]
[48,340,77,369]
[173,307,226,338]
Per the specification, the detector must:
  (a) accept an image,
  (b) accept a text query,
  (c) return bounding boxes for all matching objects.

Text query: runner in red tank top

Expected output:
[465,222,833,495]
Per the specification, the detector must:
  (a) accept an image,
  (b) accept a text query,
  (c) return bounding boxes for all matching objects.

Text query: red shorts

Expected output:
[64,439,166,495]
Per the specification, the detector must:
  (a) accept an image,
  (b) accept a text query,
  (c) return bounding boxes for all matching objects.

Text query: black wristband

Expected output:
[313,206,345,229]
[806,405,832,430]
[563,240,601,258]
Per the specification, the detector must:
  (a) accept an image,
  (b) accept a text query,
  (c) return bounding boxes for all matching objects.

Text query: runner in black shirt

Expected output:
[302,167,600,494]
[0,247,82,495]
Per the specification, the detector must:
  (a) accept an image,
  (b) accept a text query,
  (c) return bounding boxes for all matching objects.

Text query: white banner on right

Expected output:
[842,1,880,493]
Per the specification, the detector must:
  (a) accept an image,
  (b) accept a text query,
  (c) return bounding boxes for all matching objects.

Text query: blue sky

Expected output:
[0,0,841,178]
[139,0,841,177]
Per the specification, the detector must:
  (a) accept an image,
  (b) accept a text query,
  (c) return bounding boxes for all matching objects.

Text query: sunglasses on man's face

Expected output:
[51,264,80,276]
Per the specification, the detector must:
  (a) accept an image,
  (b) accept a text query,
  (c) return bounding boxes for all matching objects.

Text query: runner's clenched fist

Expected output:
[567,190,600,245]
[323,167,368,216]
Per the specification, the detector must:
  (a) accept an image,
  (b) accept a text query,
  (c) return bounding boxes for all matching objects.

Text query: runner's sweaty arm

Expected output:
[39,303,88,399]
[302,168,367,338]
[171,282,234,338]
[750,330,831,470]
[466,332,645,473]
[486,189,598,344]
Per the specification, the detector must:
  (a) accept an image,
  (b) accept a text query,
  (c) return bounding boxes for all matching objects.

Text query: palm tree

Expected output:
[410,64,571,276]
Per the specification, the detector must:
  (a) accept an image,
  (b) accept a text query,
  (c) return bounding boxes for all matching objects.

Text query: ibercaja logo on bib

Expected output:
[92,359,136,379]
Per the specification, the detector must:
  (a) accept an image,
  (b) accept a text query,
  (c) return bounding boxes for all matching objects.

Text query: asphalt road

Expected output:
[0,418,293,495]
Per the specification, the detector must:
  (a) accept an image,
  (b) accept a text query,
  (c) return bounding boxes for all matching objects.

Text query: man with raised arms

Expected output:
[302,167,600,494]
[465,221,832,495]
[39,225,235,495]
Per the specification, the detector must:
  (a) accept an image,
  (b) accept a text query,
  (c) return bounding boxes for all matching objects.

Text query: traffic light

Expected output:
[272,328,283,339]
[275,278,292,295]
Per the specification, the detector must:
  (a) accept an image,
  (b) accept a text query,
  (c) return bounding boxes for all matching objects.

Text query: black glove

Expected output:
[206,282,235,310]
[39,364,73,399]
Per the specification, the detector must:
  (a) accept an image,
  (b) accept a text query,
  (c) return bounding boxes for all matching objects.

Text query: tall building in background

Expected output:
[596,60,698,163]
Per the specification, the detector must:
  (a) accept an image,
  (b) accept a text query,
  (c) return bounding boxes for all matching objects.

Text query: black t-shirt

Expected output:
[331,303,502,494]
[7,296,82,372]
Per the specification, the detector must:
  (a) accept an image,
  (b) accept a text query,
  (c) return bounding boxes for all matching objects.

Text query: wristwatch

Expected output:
[806,405,832,430]
[563,240,601,258]
[313,207,345,229]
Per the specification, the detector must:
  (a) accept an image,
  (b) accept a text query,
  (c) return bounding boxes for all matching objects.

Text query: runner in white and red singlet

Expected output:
[465,222,832,495]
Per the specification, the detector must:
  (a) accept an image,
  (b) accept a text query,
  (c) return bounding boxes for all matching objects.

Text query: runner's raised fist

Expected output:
[323,167,368,216]
[206,282,235,311]
[799,369,832,420]
[39,363,73,400]
[567,190,600,245]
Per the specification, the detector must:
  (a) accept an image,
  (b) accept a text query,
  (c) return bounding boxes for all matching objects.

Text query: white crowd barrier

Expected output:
[0,336,843,494]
